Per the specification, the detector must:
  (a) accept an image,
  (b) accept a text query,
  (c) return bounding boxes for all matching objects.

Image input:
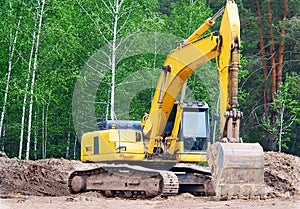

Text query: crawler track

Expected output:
[68,164,179,198]
[68,163,216,198]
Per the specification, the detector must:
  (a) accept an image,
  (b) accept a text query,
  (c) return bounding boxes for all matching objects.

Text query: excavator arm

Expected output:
[142,34,218,154]
[217,1,241,143]
[142,0,241,154]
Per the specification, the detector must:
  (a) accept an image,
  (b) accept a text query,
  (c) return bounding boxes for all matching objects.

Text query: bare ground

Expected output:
[0,192,299,209]
[0,151,299,208]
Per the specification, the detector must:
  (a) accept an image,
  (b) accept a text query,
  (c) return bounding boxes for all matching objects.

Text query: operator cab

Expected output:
[180,102,209,152]
[165,101,210,153]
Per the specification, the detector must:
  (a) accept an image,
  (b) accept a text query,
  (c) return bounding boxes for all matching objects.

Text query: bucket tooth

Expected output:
[207,142,265,199]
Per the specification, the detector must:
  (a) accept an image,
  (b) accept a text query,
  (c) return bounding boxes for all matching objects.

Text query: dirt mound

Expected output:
[0,152,299,198]
[0,157,97,196]
[264,152,300,198]
[0,158,70,196]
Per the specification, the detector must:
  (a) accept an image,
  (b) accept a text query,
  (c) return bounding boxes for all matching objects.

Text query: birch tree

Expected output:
[0,2,22,146]
[77,0,157,120]
[25,0,46,160]
[18,13,38,159]
[76,0,126,120]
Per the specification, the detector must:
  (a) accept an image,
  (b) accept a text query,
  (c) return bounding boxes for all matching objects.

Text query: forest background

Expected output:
[0,0,299,160]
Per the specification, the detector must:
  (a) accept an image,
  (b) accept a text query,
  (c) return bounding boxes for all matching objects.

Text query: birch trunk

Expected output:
[110,1,119,120]
[109,0,125,120]
[34,110,38,160]
[0,3,22,144]
[44,102,49,158]
[42,105,45,158]
[19,19,37,159]
[2,127,5,151]
[66,121,71,159]
[26,0,46,160]
[73,135,77,160]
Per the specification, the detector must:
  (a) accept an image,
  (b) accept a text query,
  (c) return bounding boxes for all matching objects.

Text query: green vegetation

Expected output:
[0,0,299,159]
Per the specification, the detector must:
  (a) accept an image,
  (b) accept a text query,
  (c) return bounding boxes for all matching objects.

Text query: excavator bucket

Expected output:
[207,142,265,199]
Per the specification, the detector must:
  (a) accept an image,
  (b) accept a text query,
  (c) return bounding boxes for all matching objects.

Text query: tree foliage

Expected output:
[0,0,299,159]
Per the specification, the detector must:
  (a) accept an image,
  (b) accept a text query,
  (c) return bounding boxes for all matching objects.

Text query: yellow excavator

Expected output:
[68,0,265,199]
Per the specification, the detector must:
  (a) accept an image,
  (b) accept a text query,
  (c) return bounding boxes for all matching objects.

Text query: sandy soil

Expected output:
[0,192,299,209]
[0,151,299,208]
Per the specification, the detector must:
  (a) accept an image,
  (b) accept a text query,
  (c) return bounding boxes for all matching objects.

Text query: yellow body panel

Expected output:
[177,152,207,162]
[81,124,209,163]
[174,140,210,162]
[81,129,145,162]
